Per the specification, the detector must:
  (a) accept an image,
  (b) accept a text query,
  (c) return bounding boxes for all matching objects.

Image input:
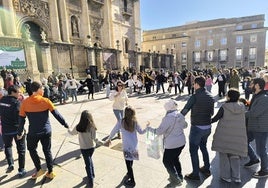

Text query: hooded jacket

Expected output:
[211,102,248,157]
[148,110,187,149]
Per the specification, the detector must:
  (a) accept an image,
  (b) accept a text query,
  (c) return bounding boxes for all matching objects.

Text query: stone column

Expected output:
[48,0,61,42]
[81,0,91,45]
[58,0,70,43]
[0,21,4,36]
[2,0,17,37]
[40,43,53,76]
[24,41,40,80]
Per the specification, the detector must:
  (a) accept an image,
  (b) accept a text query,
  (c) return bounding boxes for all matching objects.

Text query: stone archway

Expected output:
[21,21,43,72]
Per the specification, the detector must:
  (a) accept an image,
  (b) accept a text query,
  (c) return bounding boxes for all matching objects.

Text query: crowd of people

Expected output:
[1,66,268,187]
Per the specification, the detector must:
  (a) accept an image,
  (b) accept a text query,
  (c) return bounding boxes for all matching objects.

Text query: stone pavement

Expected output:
[0,85,267,188]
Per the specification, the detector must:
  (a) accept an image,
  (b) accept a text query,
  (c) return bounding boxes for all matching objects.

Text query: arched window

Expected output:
[124,38,129,53]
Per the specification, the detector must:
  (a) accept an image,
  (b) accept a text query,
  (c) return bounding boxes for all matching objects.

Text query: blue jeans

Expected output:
[253,132,268,172]
[247,131,259,161]
[113,109,123,122]
[81,148,95,187]
[163,145,185,180]
[69,88,77,101]
[3,134,26,171]
[27,133,53,172]
[189,126,211,176]
[59,90,67,103]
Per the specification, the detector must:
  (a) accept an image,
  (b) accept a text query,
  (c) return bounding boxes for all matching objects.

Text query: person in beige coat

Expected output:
[211,88,247,183]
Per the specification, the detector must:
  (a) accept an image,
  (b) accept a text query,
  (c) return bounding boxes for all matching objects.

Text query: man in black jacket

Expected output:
[181,76,214,180]
[0,85,26,177]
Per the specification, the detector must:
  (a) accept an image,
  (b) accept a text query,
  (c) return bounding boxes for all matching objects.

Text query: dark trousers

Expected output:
[81,148,95,187]
[163,146,185,180]
[156,82,165,93]
[3,134,26,171]
[125,160,135,182]
[174,84,182,95]
[27,133,53,172]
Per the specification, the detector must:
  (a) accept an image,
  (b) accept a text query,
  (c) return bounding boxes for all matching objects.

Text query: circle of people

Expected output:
[1,66,268,187]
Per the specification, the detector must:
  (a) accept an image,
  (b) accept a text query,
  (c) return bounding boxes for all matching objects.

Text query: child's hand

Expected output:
[104,140,111,147]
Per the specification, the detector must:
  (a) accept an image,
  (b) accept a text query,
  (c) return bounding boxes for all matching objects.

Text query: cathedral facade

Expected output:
[0,0,141,80]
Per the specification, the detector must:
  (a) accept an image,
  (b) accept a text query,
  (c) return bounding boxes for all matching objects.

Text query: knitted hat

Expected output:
[164,99,178,111]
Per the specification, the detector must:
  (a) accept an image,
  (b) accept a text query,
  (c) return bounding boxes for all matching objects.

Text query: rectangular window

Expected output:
[207,51,213,61]
[207,39,213,46]
[181,53,187,62]
[182,42,187,47]
[221,37,227,45]
[161,44,166,51]
[236,25,243,30]
[195,40,200,48]
[152,45,156,51]
[153,36,156,40]
[236,36,243,44]
[236,48,242,60]
[172,34,176,38]
[249,47,256,60]
[194,52,201,62]
[219,50,227,61]
[251,23,257,28]
[250,35,257,43]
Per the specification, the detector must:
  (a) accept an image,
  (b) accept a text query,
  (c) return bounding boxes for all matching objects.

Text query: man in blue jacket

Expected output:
[0,85,26,177]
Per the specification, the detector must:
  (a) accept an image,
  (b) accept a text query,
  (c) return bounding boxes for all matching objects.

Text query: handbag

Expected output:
[146,128,162,159]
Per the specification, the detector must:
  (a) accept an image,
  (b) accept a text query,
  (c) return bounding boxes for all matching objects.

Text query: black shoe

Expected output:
[244,159,260,168]
[185,173,200,180]
[199,166,211,177]
[6,165,14,173]
[124,179,136,187]
[252,170,268,178]
[117,132,121,139]
[168,175,182,185]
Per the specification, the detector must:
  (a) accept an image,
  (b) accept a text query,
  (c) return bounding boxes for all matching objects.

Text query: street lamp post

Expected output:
[134,43,138,72]
[116,40,120,70]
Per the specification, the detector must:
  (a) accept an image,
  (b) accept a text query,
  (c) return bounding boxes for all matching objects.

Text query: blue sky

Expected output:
[140,0,268,46]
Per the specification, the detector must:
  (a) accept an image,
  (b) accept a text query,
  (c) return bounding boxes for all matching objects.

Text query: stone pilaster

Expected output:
[2,0,17,37]
[40,43,53,75]
[81,0,91,45]
[58,0,70,43]
[48,0,61,42]
[24,41,40,80]
[0,21,4,36]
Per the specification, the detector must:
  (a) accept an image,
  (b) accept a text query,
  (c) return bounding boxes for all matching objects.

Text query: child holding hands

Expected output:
[105,106,148,187]
[68,110,102,188]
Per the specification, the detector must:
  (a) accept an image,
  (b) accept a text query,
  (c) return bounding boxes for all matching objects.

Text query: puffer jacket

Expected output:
[212,102,247,157]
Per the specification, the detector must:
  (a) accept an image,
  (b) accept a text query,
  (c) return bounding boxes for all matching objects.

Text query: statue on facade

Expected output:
[24,24,31,41]
[40,30,47,43]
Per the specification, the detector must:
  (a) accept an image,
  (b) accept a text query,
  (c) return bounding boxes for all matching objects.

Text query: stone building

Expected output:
[142,14,267,71]
[0,0,141,80]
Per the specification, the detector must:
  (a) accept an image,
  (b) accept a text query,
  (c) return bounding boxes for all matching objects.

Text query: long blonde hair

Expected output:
[122,106,136,132]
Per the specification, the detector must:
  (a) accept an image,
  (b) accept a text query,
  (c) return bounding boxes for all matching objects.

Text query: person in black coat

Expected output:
[84,74,94,99]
